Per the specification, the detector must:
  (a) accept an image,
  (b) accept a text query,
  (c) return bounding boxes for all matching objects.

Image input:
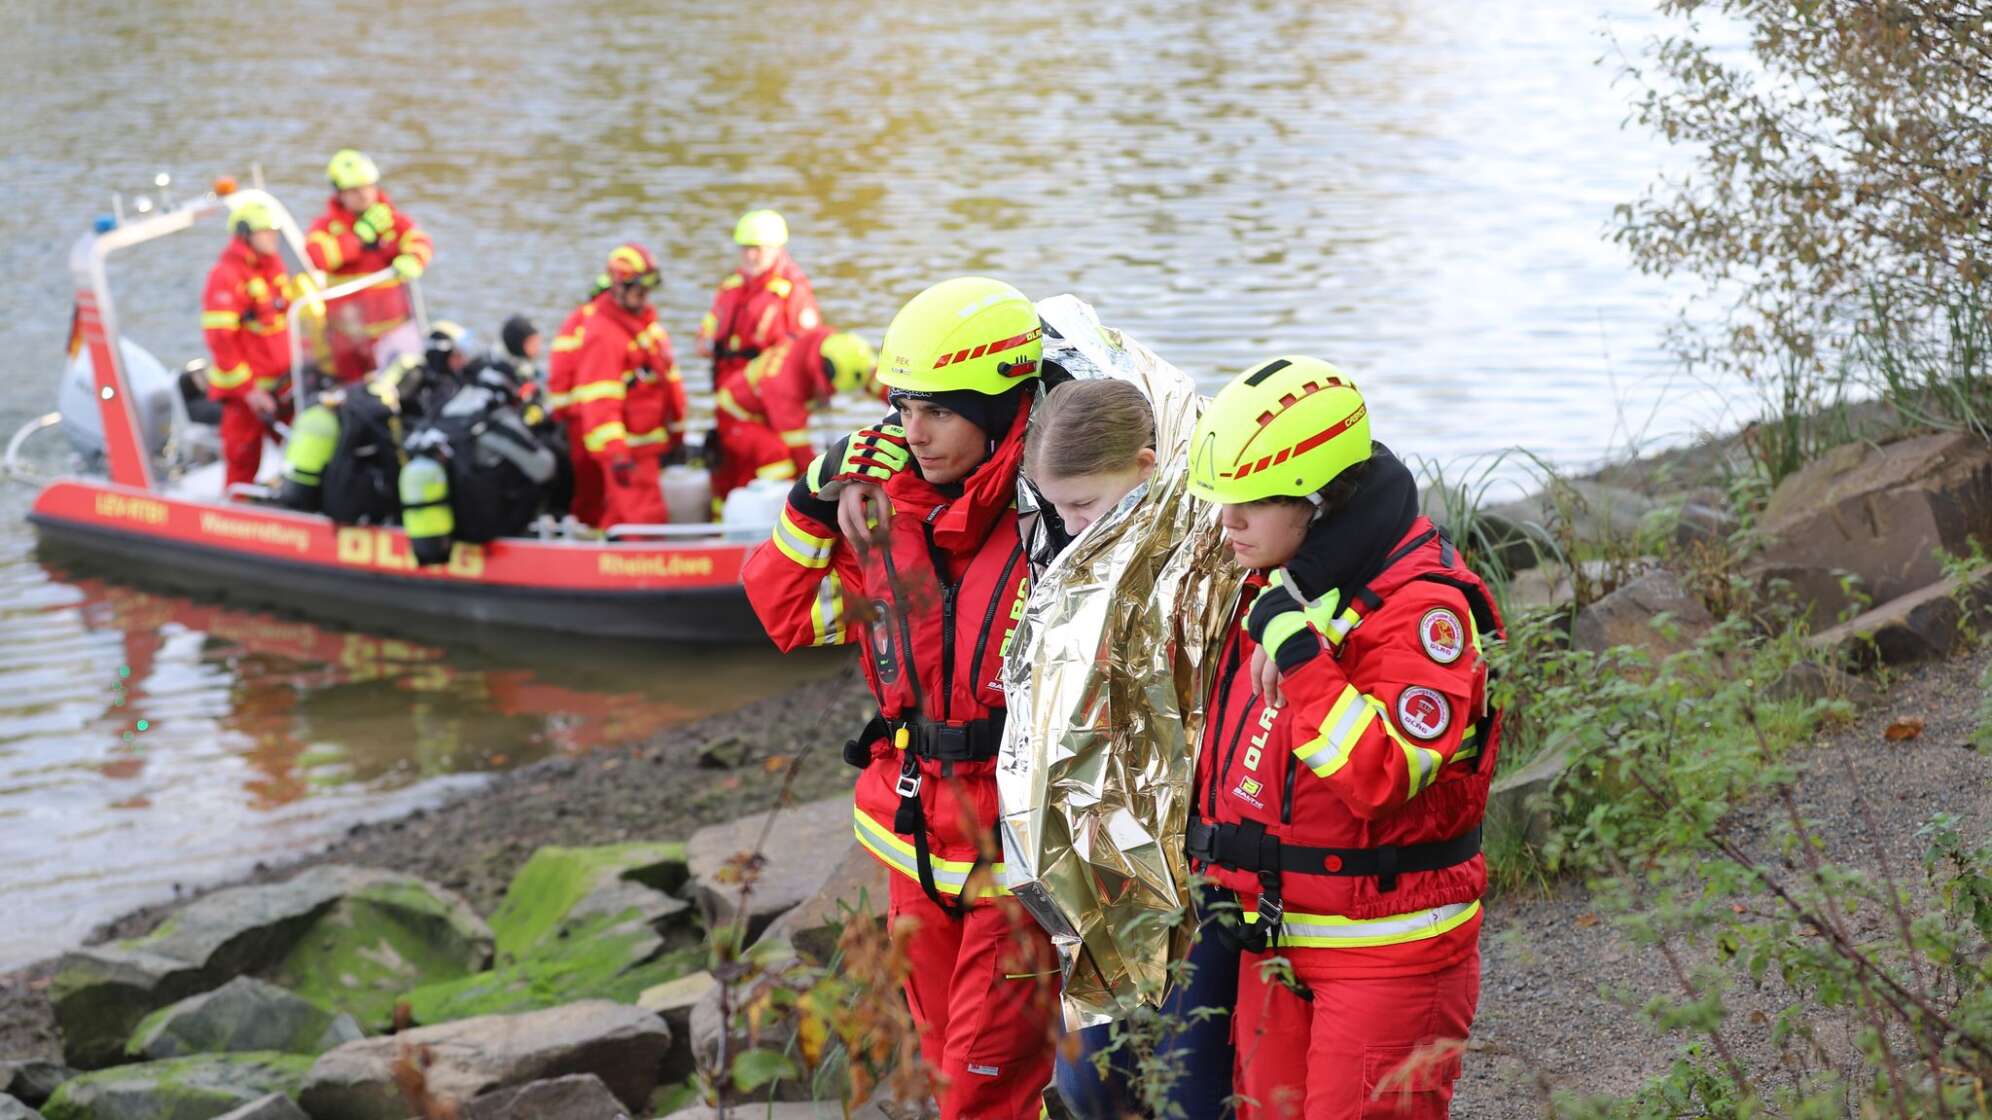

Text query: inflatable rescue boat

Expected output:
[9,176,777,642]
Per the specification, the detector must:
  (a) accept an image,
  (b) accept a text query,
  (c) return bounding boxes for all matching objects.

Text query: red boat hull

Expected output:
[28,478,770,642]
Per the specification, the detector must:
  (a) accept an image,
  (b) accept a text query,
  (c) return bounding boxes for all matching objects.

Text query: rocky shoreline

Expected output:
[6,406,1992,1119]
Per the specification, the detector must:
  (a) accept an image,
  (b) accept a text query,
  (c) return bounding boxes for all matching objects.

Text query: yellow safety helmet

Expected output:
[819,332,878,395]
[732,209,789,247]
[875,277,1042,397]
[1187,356,1372,504]
[326,149,381,190]
[228,200,279,236]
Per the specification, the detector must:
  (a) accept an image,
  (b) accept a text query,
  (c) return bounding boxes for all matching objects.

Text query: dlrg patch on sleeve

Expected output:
[1396,685,1452,740]
[1418,607,1466,664]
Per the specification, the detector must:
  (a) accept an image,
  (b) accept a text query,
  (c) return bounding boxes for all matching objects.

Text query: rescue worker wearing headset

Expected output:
[546,243,688,528]
[742,277,1058,1120]
[1184,358,1503,1119]
[201,200,296,492]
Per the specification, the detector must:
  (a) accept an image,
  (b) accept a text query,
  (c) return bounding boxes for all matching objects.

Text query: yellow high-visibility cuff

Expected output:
[770,507,833,569]
[201,310,242,330]
[1293,685,1377,778]
[756,460,799,481]
[582,422,628,452]
[551,330,585,353]
[626,429,668,447]
[207,363,253,390]
[779,429,812,448]
[767,277,793,297]
[809,571,846,647]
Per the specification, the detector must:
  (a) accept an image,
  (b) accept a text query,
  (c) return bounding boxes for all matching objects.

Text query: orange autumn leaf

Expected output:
[1884,718,1924,742]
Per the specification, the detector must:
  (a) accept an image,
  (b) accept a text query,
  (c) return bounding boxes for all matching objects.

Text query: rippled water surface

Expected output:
[0,0,1726,967]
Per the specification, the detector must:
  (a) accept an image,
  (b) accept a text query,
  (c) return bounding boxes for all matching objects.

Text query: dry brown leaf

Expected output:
[763,754,795,774]
[1884,718,1924,741]
[1575,912,1599,928]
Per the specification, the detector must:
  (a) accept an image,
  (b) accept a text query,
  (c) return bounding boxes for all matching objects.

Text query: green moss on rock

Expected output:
[487,843,687,964]
[41,1051,311,1120]
[403,917,703,1025]
[265,880,491,1033]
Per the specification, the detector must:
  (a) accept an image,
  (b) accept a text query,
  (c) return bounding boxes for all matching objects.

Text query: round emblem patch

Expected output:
[1418,607,1466,665]
[1396,686,1452,741]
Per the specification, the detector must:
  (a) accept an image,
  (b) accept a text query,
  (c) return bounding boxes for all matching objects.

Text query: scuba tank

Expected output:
[398,429,454,567]
[279,404,342,512]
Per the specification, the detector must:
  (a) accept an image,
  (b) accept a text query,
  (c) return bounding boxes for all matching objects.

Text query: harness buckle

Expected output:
[931,724,972,762]
[894,764,922,800]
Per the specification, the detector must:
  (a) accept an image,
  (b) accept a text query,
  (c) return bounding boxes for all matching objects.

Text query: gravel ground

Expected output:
[1459,645,1992,1116]
[5,644,1986,1119]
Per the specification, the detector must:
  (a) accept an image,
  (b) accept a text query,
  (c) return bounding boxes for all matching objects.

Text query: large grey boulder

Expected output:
[1571,570,1714,661]
[686,795,855,941]
[1810,564,1992,668]
[0,1060,74,1108]
[753,841,889,965]
[1751,432,1992,615]
[459,1074,630,1120]
[39,1052,312,1120]
[53,867,489,1068]
[638,972,715,1082]
[209,1095,308,1120]
[0,1097,42,1120]
[1485,738,1572,851]
[127,978,361,1060]
[298,1001,669,1120]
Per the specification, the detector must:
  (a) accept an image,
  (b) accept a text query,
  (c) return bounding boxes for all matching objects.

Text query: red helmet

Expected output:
[605,242,661,289]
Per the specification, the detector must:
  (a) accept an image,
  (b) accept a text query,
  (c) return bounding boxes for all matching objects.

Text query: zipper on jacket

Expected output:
[965,540,1027,698]
[921,510,958,722]
[1280,753,1299,825]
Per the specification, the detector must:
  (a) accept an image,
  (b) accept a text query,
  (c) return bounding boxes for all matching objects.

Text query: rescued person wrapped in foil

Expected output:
[997,296,1241,1026]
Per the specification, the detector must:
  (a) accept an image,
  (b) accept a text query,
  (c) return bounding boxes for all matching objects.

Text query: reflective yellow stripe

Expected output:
[756,459,799,481]
[700,311,719,336]
[626,429,668,447]
[582,422,628,452]
[1369,701,1448,799]
[253,376,284,392]
[569,380,626,403]
[551,330,585,353]
[1293,685,1376,778]
[201,310,241,330]
[208,363,253,390]
[244,321,287,336]
[767,276,793,297]
[852,806,1006,897]
[307,231,344,270]
[770,507,832,569]
[1245,900,1480,949]
[545,391,573,411]
[809,571,846,646]
[714,388,758,422]
[779,429,812,448]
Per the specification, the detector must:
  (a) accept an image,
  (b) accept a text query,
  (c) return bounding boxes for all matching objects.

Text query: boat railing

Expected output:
[601,522,746,542]
[225,482,278,503]
[3,412,62,483]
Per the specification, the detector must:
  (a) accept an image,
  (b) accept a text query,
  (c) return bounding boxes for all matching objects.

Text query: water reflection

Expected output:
[0,571,836,968]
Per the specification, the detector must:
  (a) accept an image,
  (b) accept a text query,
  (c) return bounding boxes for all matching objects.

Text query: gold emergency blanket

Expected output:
[998,296,1241,1027]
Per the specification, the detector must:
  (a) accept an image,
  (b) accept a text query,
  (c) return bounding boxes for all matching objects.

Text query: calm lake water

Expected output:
[0,0,1729,967]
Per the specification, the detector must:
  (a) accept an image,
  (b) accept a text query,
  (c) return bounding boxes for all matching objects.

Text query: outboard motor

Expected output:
[58,335,182,462]
[280,404,341,512]
[398,431,454,567]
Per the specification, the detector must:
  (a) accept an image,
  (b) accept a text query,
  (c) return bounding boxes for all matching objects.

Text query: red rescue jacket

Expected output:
[200,240,294,399]
[700,253,820,385]
[715,326,833,473]
[1193,519,1503,970]
[545,293,687,463]
[303,190,433,287]
[742,398,1035,902]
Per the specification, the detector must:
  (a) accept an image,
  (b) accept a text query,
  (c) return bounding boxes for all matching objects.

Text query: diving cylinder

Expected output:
[279,405,341,512]
[661,465,712,525]
[398,454,454,567]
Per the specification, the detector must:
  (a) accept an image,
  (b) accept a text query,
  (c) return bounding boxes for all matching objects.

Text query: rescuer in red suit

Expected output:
[709,327,879,508]
[201,199,296,492]
[697,209,821,389]
[741,277,1057,1119]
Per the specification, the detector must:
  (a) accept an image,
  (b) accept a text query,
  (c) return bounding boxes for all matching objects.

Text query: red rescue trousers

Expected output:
[889,875,1059,1120]
[567,433,605,527]
[1233,947,1479,1120]
[600,458,666,528]
[220,398,284,492]
[709,414,801,507]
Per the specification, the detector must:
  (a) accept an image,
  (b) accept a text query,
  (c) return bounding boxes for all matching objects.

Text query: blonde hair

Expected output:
[1024,379,1156,482]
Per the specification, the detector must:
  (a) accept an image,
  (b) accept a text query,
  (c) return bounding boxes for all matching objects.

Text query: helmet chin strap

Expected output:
[1305,491,1327,522]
